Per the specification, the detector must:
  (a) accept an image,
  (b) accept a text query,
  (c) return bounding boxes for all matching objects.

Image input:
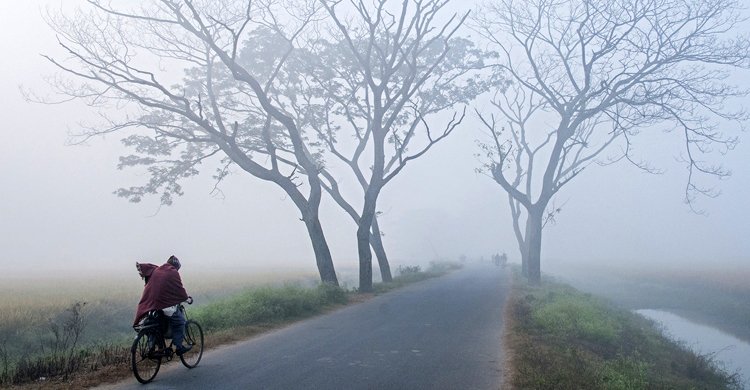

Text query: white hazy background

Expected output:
[1,0,748,280]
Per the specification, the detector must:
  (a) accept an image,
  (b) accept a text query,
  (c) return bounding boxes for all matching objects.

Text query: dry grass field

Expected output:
[0,268,321,358]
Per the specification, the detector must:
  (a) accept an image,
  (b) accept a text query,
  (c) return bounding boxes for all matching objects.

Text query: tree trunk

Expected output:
[370,216,392,282]
[357,221,373,292]
[519,239,529,278]
[525,207,544,285]
[303,214,339,286]
[230,153,338,286]
[319,174,393,283]
[521,212,534,278]
[509,196,529,277]
[357,188,379,292]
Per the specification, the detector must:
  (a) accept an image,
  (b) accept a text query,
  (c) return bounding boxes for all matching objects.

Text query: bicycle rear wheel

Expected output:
[180,320,204,368]
[131,331,161,383]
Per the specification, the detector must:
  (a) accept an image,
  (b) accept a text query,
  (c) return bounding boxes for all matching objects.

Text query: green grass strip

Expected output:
[190,284,348,332]
[507,270,742,390]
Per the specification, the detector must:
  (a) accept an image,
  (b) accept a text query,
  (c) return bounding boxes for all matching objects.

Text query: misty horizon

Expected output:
[0,0,748,281]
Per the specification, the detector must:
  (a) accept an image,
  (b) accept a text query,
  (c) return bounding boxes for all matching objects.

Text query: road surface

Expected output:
[99,264,510,390]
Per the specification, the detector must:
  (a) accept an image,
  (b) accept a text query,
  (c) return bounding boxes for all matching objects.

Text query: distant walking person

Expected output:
[134,255,193,355]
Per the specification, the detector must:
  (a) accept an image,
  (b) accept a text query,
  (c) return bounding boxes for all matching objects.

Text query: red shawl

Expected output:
[133,262,189,326]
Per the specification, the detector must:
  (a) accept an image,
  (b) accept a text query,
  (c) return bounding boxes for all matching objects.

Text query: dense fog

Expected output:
[1,0,748,281]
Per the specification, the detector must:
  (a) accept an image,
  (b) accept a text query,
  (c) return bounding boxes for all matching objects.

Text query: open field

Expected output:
[0,268,323,359]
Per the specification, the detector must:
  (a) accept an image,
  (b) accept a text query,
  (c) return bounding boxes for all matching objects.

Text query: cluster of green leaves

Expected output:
[508,272,741,390]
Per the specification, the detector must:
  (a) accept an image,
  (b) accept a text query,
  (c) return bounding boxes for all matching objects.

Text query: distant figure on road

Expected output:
[492,253,508,268]
[134,255,193,355]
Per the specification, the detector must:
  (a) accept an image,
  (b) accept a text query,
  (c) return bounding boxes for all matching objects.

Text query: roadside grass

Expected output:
[191,284,348,331]
[372,261,463,294]
[552,264,750,342]
[1,262,458,388]
[506,269,742,390]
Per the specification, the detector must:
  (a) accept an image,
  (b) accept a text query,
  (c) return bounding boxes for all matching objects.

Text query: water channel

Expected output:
[636,309,750,389]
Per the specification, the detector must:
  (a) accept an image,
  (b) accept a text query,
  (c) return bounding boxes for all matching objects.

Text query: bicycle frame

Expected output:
[133,306,184,360]
[131,303,203,384]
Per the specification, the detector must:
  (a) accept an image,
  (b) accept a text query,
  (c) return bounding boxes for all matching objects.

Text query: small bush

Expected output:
[316,283,348,305]
[371,262,461,293]
[427,261,463,273]
[10,301,90,384]
[397,265,421,275]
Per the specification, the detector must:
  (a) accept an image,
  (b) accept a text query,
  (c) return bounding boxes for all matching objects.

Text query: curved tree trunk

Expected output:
[229,149,338,286]
[302,174,338,286]
[371,216,392,282]
[209,48,339,287]
[303,214,339,286]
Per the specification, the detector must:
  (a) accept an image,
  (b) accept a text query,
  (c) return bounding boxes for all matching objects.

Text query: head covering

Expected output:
[167,255,181,270]
[136,262,158,284]
[134,261,189,325]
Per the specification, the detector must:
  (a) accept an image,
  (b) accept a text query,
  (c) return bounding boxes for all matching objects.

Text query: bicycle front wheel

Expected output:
[131,331,161,384]
[180,320,204,368]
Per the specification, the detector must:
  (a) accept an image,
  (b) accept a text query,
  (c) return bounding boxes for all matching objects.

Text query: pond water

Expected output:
[636,309,750,389]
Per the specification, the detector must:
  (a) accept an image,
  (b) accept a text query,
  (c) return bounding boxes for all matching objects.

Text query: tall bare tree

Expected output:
[318,0,491,291]
[473,0,750,284]
[42,0,340,285]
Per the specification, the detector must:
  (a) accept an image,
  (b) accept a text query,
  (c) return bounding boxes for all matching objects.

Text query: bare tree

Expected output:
[473,0,750,284]
[41,0,340,285]
[317,0,491,291]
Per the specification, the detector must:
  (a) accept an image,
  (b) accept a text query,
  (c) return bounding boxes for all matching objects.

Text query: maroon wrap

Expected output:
[133,262,189,326]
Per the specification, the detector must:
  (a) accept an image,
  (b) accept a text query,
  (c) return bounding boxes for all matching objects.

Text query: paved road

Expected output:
[99,264,510,390]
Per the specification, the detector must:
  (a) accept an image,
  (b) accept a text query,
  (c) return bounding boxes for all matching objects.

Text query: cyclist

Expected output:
[134,255,193,355]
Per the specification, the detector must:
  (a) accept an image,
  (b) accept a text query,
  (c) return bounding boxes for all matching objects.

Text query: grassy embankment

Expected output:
[504,269,742,390]
[0,262,459,388]
[553,265,750,343]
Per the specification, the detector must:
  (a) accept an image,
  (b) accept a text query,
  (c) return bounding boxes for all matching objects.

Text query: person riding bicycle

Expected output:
[134,255,193,355]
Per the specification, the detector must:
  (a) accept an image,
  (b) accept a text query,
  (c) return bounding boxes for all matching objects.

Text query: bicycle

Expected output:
[130,302,204,384]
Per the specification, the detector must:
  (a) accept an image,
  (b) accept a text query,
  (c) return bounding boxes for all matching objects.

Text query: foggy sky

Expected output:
[1,0,748,279]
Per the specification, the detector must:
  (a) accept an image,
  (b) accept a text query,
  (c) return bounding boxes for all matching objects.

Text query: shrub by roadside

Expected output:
[191,284,347,332]
[505,270,742,390]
